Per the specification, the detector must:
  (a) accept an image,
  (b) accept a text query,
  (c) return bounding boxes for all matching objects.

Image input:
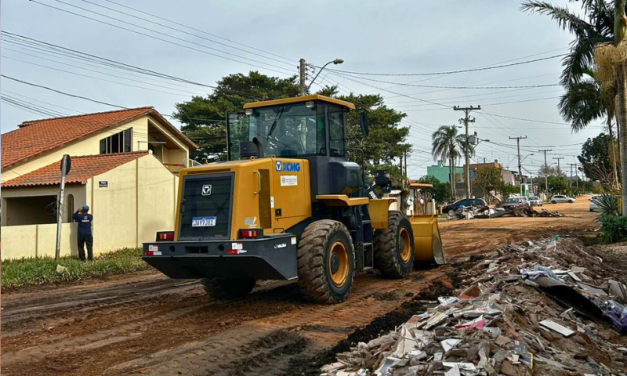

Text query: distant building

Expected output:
[426,161,464,184]
[502,170,517,185]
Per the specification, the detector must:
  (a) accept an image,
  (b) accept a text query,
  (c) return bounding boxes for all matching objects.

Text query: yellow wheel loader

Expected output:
[143,95,445,303]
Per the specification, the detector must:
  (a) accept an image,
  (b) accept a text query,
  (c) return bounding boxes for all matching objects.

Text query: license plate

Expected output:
[192,216,217,227]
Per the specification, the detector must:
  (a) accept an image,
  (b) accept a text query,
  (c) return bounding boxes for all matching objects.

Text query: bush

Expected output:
[596,193,620,217]
[1,248,148,290]
[599,215,627,243]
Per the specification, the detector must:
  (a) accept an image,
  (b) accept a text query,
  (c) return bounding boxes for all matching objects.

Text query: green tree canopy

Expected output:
[474,166,503,203]
[578,132,620,188]
[539,175,570,195]
[417,175,451,204]
[173,72,410,180]
[173,71,299,161]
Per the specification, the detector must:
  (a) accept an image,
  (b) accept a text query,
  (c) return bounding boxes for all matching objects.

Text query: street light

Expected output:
[307,58,344,93]
[521,153,535,163]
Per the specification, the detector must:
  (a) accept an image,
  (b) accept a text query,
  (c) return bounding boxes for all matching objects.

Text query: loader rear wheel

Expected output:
[200,277,256,299]
[374,211,414,278]
[297,220,355,304]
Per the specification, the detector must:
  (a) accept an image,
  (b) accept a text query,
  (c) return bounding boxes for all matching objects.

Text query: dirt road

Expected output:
[1,198,597,376]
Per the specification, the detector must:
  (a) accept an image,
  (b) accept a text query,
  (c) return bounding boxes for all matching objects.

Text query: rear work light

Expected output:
[156,231,174,242]
[239,229,261,239]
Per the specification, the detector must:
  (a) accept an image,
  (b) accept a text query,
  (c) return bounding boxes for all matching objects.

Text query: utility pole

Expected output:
[553,157,564,175]
[509,136,527,193]
[403,150,408,178]
[454,105,481,198]
[569,163,579,190]
[299,58,306,96]
[538,149,552,197]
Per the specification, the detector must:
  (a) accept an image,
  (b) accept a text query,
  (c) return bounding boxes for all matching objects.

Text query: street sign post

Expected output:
[55,154,71,260]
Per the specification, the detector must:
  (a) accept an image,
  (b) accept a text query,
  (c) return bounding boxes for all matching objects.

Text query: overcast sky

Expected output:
[1,0,600,178]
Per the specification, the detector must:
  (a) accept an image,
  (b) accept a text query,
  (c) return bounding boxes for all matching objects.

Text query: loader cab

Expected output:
[227,94,357,161]
[227,94,364,197]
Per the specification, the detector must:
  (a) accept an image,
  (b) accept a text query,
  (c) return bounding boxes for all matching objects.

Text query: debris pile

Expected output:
[450,207,563,220]
[320,238,627,376]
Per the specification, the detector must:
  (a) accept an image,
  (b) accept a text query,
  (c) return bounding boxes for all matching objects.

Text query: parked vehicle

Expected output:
[589,195,601,212]
[442,198,487,215]
[501,197,530,210]
[551,195,575,204]
[528,196,542,207]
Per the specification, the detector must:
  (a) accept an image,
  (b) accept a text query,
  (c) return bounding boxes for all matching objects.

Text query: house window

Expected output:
[66,194,74,222]
[100,128,132,154]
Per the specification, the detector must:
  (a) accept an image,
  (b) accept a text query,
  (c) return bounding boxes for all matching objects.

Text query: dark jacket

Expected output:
[72,212,93,236]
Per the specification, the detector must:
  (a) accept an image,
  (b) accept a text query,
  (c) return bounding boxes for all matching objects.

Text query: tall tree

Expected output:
[522,1,623,187]
[474,165,504,203]
[431,126,466,201]
[173,72,410,181]
[417,175,451,204]
[342,92,409,176]
[614,0,627,213]
[558,73,620,187]
[578,132,620,189]
[173,71,299,161]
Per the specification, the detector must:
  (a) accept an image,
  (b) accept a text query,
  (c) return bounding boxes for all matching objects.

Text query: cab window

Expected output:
[328,106,345,157]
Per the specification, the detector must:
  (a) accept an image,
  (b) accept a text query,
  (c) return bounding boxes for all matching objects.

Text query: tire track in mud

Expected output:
[2,269,450,376]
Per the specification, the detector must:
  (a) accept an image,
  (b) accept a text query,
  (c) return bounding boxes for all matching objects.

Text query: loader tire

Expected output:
[374,211,414,278]
[200,277,256,299]
[297,220,355,304]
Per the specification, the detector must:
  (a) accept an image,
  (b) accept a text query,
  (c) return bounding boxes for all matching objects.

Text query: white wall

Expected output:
[1,223,78,260]
[1,154,178,259]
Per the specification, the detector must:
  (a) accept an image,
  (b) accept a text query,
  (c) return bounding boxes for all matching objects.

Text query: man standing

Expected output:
[72,205,93,261]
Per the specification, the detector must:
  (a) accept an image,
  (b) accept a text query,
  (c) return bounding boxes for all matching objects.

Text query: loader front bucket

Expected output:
[410,215,446,265]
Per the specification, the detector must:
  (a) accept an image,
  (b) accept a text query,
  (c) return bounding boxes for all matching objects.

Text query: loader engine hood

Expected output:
[175,157,312,241]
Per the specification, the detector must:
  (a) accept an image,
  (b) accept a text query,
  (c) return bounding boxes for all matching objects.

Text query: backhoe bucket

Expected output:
[410,215,446,265]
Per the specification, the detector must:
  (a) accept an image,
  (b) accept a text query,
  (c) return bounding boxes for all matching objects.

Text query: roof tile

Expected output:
[2,152,149,188]
[2,107,196,169]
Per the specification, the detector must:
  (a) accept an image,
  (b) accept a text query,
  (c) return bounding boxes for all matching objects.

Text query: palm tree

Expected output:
[613,0,627,214]
[521,1,615,86]
[522,0,626,196]
[559,72,620,187]
[431,126,470,201]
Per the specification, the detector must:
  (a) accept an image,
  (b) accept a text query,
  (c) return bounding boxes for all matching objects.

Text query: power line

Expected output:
[480,111,571,125]
[2,31,268,101]
[54,0,295,73]
[2,55,202,98]
[80,0,295,67]
[2,89,80,113]
[30,0,295,76]
[1,79,234,125]
[328,72,450,108]
[330,71,560,89]
[2,47,208,95]
[1,95,67,117]
[382,73,559,99]
[401,96,561,111]
[102,0,295,64]
[2,75,127,108]
[323,54,565,76]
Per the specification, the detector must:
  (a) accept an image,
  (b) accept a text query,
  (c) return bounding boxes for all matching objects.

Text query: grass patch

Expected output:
[1,248,149,291]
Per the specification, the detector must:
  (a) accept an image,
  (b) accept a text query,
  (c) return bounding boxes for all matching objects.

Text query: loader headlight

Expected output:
[245,108,254,116]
